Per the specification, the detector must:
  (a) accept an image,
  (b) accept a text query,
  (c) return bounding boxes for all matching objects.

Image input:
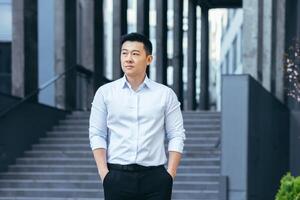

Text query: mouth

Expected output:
[125,65,134,69]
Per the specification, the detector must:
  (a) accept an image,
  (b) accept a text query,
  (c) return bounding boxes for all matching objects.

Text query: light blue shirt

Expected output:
[89,75,185,166]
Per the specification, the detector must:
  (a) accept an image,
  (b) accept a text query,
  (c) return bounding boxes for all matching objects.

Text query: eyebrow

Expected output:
[121,49,141,53]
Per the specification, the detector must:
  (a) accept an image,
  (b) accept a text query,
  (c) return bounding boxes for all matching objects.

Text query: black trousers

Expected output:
[103,164,173,200]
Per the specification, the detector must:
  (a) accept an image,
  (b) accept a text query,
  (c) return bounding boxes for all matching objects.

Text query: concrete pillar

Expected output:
[11,0,38,101]
[187,0,197,110]
[155,0,167,84]
[243,0,285,102]
[285,0,300,109]
[242,0,262,80]
[54,0,77,110]
[137,0,149,38]
[93,0,105,90]
[274,0,285,101]
[298,0,300,37]
[112,0,127,80]
[77,0,99,109]
[199,6,209,110]
[270,0,285,101]
[77,0,94,71]
[54,0,65,109]
[76,0,105,105]
[173,0,184,109]
[262,0,273,91]
[137,0,150,76]
[270,0,278,96]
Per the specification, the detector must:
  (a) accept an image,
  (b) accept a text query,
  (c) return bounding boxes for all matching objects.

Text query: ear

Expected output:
[146,55,153,66]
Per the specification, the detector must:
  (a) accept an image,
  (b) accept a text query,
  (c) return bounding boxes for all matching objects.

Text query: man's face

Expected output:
[120,41,153,78]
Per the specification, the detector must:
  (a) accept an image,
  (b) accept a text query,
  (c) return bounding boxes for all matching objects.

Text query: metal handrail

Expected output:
[0,65,93,118]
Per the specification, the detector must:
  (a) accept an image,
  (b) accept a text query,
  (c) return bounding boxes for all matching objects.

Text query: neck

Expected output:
[125,74,146,91]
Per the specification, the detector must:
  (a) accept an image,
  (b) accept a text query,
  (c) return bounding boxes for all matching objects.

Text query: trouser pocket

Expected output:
[163,168,174,184]
[103,171,112,187]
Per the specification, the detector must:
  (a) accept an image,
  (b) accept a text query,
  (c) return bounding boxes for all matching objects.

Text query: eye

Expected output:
[122,52,128,55]
[133,52,140,56]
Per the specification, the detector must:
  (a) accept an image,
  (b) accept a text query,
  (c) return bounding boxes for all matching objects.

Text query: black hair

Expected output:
[121,32,153,55]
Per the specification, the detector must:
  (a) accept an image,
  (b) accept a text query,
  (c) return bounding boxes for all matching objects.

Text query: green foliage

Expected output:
[276,173,300,200]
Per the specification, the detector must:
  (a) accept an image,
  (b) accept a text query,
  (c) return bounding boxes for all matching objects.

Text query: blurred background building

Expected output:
[0,0,235,111]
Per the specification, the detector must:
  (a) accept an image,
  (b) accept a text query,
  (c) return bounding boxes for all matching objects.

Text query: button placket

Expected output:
[134,92,139,162]
[129,89,137,161]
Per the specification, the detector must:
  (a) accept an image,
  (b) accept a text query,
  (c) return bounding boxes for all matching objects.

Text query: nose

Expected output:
[125,54,133,63]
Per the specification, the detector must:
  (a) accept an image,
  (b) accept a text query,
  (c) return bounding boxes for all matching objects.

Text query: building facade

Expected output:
[0,0,227,111]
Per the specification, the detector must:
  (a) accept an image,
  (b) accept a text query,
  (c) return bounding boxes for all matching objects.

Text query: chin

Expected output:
[124,72,136,77]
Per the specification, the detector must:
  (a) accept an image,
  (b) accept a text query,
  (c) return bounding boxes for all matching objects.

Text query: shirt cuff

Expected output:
[90,136,107,150]
[168,137,184,153]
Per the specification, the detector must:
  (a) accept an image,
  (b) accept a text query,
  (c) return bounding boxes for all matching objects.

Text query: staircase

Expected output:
[0,111,221,200]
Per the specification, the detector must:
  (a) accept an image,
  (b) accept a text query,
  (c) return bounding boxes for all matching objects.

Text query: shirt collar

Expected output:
[121,74,151,90]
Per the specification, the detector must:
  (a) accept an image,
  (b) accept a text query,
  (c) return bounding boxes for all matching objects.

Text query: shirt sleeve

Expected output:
[89,88,108,150]
[164,88,186,153]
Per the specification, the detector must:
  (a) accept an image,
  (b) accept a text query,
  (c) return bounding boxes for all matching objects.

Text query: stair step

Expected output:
[47,131,221,138]
[14,157,220,166]
[0,179,219,190]
[70,111,220,116]
[23,150,220,159]
[30,143,219,152]
[8,164,220,174]
[46,133,220,140]
[66,115,221,121]
[61,118,221,122]
[52,125,220,131]
[52,127,220,132]
[59,120,221,126]
[38,137,219,145]
[66,113,221,118]
[0,188,219,199]
[0,172,220,182]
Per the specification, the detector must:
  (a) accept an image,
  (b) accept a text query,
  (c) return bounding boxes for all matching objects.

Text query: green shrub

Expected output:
[276,173,300,200]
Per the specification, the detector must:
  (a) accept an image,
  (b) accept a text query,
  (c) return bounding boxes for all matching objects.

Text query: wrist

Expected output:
[167,167,177,173]
[99,171,109,182]
[167,168,177,178]
[98,168,109,176]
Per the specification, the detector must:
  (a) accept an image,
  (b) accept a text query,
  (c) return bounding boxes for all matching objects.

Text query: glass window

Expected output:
[0,1,12,41]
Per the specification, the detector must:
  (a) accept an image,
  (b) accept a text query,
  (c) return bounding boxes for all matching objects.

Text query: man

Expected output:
[89,32,185,200]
